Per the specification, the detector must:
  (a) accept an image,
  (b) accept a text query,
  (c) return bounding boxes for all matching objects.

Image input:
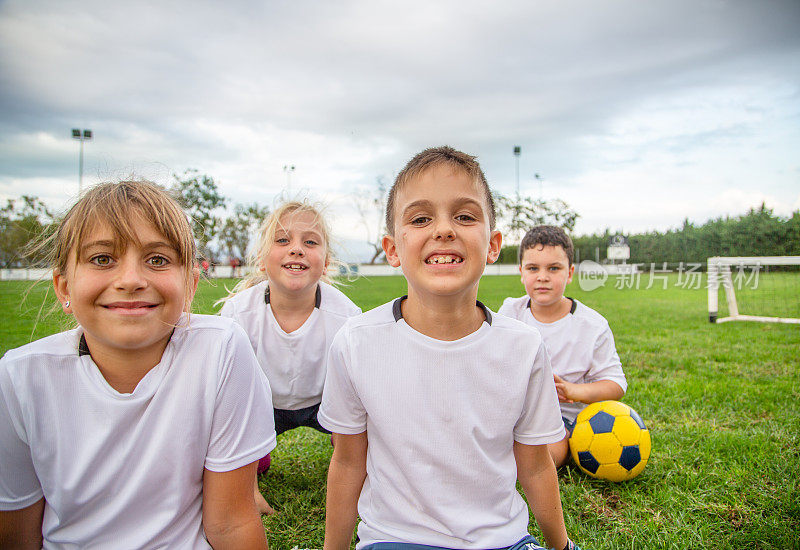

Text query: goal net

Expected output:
[707,256,800,324]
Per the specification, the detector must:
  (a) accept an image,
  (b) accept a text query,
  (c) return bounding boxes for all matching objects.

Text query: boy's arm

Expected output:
[0,498,44,549]
[324,431,368,550]
[514,441,569,550]
[553,375,624,404]
[203,462,268,550]
[555,321,627,406]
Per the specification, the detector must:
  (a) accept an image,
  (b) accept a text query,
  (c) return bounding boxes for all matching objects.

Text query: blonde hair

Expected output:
[221,199,342,301]
[35,180,198,311]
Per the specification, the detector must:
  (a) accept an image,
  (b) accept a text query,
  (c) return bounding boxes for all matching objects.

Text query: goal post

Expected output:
[707,256,800,324]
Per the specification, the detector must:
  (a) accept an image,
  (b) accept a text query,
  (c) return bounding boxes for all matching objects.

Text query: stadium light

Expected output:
[535,173,543,200]
[283,164,295,194]
[512,146,521,244]
[71,128,93,193]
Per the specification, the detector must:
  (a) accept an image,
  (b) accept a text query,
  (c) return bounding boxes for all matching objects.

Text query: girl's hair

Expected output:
[36,180,198,310]
[222,199,342,300]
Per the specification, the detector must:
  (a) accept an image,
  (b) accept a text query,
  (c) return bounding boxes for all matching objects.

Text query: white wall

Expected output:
[1,264,522,281]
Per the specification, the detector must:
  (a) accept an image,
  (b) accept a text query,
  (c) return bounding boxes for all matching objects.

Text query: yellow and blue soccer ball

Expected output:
[569,400,651,482]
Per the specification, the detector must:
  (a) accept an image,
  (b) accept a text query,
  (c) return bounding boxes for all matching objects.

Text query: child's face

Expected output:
[262,210,328,296]
[519,244,574,309]
[53,216,198,360]
[382,165,502,302]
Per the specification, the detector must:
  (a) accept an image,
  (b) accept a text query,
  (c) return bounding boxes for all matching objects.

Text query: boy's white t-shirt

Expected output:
[0,314,276,549]
[318,299,565,550]
[219,281,361,410]
[498,296,627,423]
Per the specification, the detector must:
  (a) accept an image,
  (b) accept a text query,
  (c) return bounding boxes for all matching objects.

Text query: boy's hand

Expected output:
[553,375,625,405]
[553,374,581,403]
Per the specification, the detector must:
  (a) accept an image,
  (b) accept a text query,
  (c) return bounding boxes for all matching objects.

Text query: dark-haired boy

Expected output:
[319,147,583,550]
[498,226,627,467]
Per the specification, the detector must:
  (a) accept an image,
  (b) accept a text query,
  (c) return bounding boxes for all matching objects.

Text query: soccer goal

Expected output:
[707,256,800,324]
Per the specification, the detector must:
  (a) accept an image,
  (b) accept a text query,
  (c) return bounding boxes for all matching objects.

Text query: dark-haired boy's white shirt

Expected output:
[219,280,361,410]
[318,300,565,550]
[0,314,276,549]
[498,296,627,423]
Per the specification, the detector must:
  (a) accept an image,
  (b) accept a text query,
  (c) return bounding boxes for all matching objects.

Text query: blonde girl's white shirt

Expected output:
[498,296,628,423]
[318,300,565,550]
[0,314,276,549]
[219,281,361,410]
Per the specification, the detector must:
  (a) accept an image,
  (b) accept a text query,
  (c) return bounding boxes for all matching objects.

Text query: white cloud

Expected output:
[717,189,792,217]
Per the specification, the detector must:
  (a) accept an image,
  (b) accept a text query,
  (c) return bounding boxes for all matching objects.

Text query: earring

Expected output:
[64,300,70,309]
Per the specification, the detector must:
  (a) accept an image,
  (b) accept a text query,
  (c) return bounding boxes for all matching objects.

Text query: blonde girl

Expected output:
[219,200,361,515]
[0,181,276,549]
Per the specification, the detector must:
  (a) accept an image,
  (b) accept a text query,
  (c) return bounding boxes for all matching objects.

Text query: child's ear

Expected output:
[53,269,72,314]
[382,235,401,268]
[486,230,503,264]
[567,263,575,284]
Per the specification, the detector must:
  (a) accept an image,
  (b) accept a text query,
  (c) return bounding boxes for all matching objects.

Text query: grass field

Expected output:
[1,275,799,549]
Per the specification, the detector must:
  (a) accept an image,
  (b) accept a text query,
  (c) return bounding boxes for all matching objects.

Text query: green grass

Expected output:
[1,275,799,549]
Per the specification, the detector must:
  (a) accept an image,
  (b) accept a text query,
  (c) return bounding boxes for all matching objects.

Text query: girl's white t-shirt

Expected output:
[498,296,627,422]
[220,281,361,410]
[319,299,565,550]
[0,314,276,549]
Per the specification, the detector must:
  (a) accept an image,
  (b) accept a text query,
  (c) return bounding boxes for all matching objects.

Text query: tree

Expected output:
[218,203,271,261]
[494,193,579,244]
[170,170,228,259]
[354,176,389,264]
[570,204,800,266]
[0,196,54,268]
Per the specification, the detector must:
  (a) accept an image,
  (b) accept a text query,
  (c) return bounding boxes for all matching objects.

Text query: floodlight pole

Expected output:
[283,164,295,194]
[71,128,93,193]
[513,146,521,243]
[535,173,543,200]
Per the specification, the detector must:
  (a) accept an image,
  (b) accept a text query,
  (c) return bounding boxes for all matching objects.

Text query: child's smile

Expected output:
[101,300,161,315]
[425,252,464,265]
[282,261,309,272]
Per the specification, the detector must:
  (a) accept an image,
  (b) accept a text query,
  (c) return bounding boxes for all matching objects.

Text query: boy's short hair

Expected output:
[385,146,496,236]
[519,225,574,266]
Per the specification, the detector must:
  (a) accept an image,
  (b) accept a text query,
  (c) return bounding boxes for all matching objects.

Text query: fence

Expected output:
[1,264,525,281]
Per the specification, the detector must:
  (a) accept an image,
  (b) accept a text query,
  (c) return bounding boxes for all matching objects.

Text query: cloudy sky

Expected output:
[1,0,798,260]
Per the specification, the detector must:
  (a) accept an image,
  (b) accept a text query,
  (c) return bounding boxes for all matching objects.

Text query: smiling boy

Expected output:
[319,147,581,550]
[498,226,627,467]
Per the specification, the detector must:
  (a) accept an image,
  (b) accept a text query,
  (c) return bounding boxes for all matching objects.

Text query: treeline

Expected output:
[497,204,800,264]
[4,182,797,269]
